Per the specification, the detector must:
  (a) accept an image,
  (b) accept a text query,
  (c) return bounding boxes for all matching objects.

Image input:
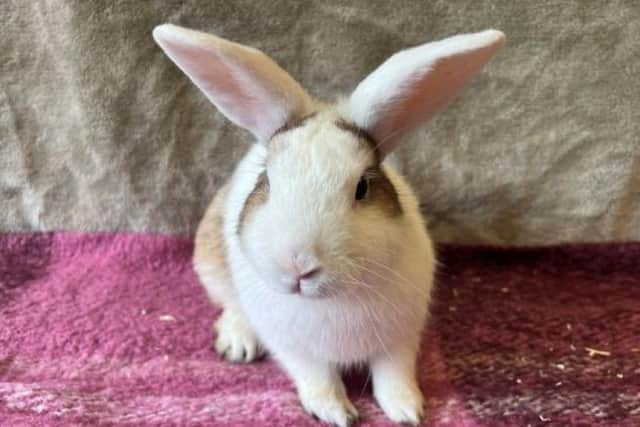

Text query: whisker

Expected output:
[352,255,430,300]
[348,286,396,367]
[361,257,429,299]
[349,258,429,303]
[341,274,407,335]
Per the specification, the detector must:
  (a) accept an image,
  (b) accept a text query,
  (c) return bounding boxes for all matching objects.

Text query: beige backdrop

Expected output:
[2,1,639,244]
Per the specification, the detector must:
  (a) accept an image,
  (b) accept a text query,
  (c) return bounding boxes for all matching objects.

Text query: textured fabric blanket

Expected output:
[0,233,638,426]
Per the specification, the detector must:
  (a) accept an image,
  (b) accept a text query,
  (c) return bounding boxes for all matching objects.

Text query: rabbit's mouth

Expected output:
[287,273,334,299]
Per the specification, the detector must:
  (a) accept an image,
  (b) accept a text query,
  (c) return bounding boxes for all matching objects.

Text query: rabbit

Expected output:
[153,24,504,426]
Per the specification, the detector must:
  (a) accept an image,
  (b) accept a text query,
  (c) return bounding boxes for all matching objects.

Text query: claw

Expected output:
[300,388,359,427]
[219,348,229,360]
[346,413,359,427]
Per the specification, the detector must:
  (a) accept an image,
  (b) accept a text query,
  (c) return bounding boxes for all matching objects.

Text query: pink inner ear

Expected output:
[374,48,492,148]
[350,30,505,156]
[153,24,313,142]
[155,36,286,141]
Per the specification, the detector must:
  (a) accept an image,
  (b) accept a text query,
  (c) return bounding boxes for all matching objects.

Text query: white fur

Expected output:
[224,118,433,426]
[225,115,434,363]
[154,24,504,426]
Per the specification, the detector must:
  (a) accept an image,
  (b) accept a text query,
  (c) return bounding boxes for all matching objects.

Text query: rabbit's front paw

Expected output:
[298,382,359,427]
[374,379,424,426]
[214,309,264,363]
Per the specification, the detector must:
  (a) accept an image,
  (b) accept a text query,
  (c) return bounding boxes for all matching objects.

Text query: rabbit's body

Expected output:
[154,24,504,426]
[196,135,434,366]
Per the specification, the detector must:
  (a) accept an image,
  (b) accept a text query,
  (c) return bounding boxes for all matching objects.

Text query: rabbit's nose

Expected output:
[280,251,323,293]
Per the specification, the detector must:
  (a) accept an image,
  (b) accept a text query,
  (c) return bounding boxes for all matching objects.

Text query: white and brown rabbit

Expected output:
[153,24,504,426]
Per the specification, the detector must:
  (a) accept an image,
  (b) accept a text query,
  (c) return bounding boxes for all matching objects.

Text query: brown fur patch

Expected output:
[271,112,318,138]
[193,182,232,304]
[335,119,380,162]
[265,113,399,223]
[362,167,403,217]
[334,119,400,215]
[237,171,269,234]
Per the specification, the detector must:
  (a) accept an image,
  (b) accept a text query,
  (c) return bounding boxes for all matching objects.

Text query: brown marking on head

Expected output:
[335,119,380,163]
[267,112,321,163]
[334,119,400,215]
[239,112,400,235]
[360,166,403,217]
[237,171,270,234]
[271,112,319,139]
[240,111,318,234]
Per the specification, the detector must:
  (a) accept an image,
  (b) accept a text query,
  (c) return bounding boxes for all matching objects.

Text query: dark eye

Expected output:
[355,177,368,201]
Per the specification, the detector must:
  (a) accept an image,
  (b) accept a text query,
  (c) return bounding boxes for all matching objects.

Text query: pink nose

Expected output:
[286,253,323,292]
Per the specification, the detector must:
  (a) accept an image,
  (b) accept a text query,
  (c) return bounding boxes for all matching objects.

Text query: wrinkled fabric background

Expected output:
[1,0,638,244]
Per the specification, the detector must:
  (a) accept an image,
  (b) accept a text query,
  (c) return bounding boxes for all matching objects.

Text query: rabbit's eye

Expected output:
[355,177,368,200]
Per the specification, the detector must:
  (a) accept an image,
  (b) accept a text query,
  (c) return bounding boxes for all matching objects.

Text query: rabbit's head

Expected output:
[154,25,504,298]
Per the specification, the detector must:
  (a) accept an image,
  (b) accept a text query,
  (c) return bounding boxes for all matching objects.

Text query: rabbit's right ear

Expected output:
[153,24,313,143]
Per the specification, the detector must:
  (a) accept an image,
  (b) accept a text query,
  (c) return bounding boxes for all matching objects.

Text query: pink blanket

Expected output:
[1,233,638,426]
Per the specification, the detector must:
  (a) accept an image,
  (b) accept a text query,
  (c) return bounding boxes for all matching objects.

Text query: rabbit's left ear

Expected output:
[153,24,313,142]
[349,30,505,156]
